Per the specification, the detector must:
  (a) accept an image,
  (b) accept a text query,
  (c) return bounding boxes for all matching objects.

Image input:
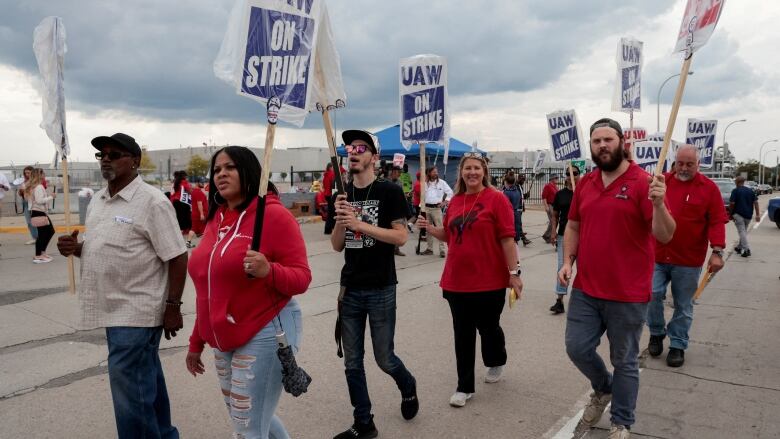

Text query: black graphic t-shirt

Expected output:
[340,179,408,289]
[552,187,573,236]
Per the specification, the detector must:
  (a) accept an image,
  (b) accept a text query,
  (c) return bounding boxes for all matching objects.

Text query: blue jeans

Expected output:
[565,289,648,427]
[214,299,302,439]
[23,200,38,239]
[340,285,415,423]
[647,263,702,350]
[555,235,568,295]
[105,326,178,439]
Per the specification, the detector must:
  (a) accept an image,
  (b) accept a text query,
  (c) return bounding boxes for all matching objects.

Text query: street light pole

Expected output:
[722,119,747,176]
[759,139,778,184]
[657,71,694,132]
[762,149,777,185]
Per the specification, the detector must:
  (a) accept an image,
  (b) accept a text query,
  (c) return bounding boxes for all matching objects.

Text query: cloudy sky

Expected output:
[1,0,778,167]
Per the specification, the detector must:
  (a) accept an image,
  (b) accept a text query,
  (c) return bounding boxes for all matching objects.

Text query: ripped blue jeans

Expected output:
[213,299,302,439]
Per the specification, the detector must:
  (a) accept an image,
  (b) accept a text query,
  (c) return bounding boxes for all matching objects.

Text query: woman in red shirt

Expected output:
[417,153,523,408]
[185,146,311,438]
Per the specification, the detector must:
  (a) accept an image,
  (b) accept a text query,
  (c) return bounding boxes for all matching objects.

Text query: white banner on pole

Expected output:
[686,119,717,169]
[546,110,583,161]
[399,54,449,158]
[33,17,70,157]
[612,37,643,113]
[674,0,726,54]
[214,0,345,126]
[533,150,547,173]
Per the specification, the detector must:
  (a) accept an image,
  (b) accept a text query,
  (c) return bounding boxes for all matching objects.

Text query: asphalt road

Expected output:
[0,197,777,438]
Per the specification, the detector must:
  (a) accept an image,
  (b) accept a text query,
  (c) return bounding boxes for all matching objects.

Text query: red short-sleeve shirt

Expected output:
[440,188,516,292]
[568,162,656,302]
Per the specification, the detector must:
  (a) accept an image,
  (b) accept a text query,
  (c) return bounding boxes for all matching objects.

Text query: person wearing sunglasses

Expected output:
[331,129,419,439]
[417,152,523,408]
[549,169,579,314]
[57,132,188,439]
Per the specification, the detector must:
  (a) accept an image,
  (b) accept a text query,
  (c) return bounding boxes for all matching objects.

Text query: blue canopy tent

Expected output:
[336,124,484,184]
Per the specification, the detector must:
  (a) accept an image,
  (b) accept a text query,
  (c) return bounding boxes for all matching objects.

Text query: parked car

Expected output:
[745,180,760,195]
[768,197,780,229]
[758,184,773,194]
[711,178,736,212]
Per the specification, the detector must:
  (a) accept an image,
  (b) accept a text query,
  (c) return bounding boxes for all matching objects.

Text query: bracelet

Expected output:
[165,300,183,306]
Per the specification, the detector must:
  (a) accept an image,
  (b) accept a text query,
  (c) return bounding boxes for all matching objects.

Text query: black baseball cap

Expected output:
[342,129,380,155]
[589,118,625,139]
[91,133,142,157]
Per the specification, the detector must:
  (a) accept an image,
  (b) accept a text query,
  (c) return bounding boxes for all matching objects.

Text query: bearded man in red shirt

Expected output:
[559,118,676,438]
[647,144,727,368]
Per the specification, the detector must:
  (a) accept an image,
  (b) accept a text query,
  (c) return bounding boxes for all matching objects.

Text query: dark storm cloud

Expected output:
[2,0,686,130]
[645,32,761,107]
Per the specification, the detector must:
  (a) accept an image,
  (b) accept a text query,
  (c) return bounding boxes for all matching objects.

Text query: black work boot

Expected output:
[648,335,664,357]
[666,348,685,367]
[334,416,378,439]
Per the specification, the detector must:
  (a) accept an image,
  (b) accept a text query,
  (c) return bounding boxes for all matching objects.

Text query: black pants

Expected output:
[443,289,507,393]
[31,210,55,256]
[324,195,336,234]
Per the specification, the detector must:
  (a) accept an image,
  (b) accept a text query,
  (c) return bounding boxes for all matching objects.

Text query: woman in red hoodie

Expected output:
[185,146,311,439]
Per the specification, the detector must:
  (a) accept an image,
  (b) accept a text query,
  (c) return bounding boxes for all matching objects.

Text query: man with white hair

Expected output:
[647,145,728,367]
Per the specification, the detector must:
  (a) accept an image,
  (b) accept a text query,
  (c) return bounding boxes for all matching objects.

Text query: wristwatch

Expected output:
[509,268,522,277]
[711,249,724,257]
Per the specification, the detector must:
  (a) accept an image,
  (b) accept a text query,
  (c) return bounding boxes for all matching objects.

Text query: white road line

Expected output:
[753,210,768,229]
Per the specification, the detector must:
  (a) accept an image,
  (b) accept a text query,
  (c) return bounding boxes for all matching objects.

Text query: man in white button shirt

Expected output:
[423,166,453,257]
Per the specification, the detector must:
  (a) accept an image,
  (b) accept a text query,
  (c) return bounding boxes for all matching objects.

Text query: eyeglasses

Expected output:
[345,144,372,154]
[95,151,132,161]
[463,152,484,158]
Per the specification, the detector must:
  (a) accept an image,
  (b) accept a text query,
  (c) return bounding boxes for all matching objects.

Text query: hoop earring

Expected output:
[213,191,226,206]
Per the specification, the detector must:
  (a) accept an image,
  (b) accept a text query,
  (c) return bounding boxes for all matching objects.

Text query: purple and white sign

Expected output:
[399,55,449,153]
[546,109,583,161]
[686,119,717,169]
[612,38,643,113]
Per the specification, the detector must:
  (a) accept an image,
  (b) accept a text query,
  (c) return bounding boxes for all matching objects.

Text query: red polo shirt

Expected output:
[568,162,656,303]
[542,182,558,204]
[655,172,727,267]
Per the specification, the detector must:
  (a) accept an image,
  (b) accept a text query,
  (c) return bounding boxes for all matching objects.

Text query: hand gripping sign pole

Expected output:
[655,0,726,175]
[33,17,75,294]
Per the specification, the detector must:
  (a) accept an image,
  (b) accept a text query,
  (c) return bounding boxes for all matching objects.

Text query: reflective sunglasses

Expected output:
[345,143,372,154]
[463,152,484,158]
[95,151,132,161]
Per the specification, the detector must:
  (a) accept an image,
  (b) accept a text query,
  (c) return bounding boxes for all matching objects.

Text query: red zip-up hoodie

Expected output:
[188,195,311,353]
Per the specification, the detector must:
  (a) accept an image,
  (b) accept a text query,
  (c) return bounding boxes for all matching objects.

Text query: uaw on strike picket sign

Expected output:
[399,55,449,153]
[686,119,717,169]
[214,0,332,126]
[546,110,583,161]
[612,38,643,113]
[633,132,681,174]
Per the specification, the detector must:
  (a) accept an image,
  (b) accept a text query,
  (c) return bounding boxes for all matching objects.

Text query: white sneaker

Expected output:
[484,366,503,383]
[608,424,630,438]
[33,257,51,264]
[449,391,473,407]
[25,239,36,245]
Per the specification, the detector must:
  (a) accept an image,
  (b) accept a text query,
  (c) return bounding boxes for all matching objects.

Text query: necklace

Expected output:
[459,188,483,233]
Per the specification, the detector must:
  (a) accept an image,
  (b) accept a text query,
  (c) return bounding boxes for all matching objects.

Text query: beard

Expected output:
[101,169,117,181]
[348,160,370,175]
[591,147,625,172]
[675,170,693,182]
